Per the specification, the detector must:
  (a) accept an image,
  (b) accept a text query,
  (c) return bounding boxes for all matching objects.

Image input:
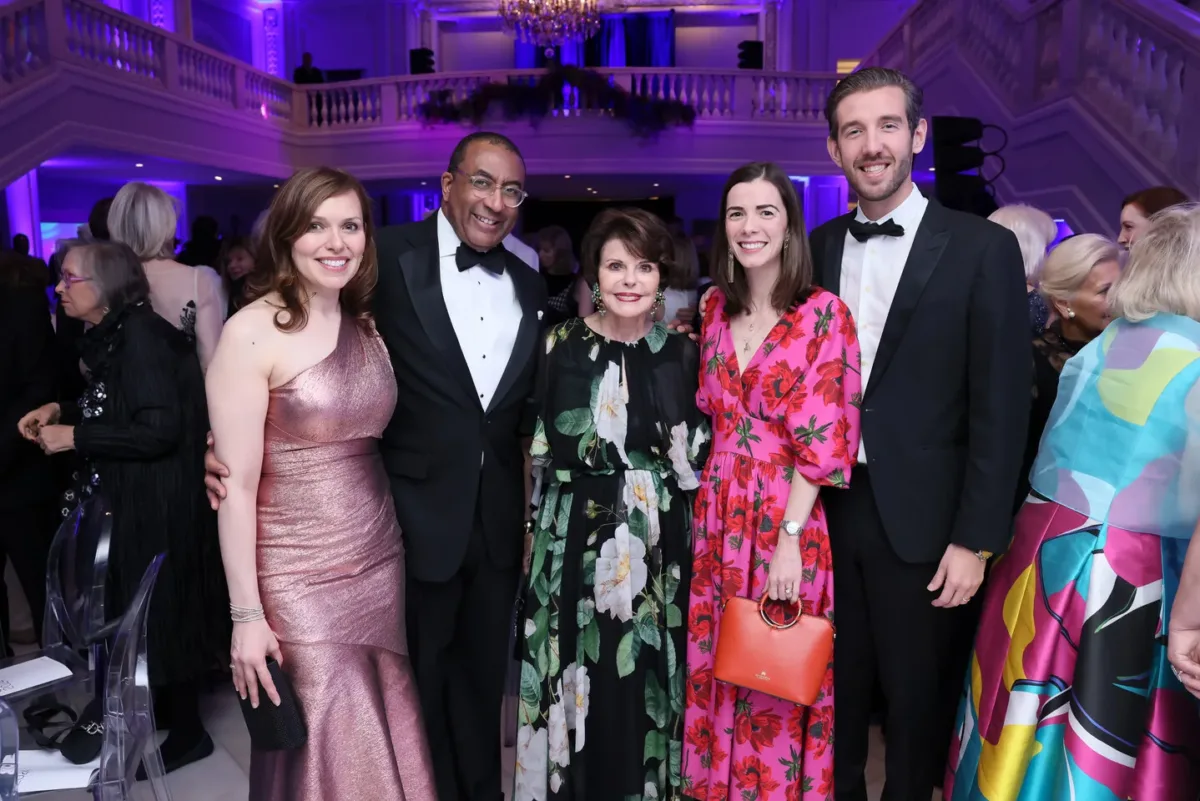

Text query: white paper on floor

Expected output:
[0,656,73,696]
[16,749,100,792]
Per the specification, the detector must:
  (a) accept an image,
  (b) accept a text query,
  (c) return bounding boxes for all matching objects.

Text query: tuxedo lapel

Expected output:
[821,216,850,295]
[397,231,480,407]
[488,252,540,414]
[865,203,950,398]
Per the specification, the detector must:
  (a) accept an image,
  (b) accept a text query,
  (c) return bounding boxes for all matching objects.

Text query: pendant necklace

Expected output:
[744,318,754,355]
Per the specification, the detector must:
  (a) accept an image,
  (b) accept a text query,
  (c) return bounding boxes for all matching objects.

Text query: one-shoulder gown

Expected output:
[248,315,436,801]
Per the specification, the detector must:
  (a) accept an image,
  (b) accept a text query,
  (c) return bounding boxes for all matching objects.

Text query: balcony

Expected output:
[0,0,843,186]
[862,0,1200,232]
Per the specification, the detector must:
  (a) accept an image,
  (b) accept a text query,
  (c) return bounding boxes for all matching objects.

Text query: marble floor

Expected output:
[22,688,899,801]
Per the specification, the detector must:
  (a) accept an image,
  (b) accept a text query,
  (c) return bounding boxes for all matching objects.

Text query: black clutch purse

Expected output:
[237,658,307,751]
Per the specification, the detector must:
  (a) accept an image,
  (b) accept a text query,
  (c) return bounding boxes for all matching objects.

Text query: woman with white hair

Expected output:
[988,204,1059,335]
[1013,233,1121,502]
[947,204,1200,801]
[108,183,226,370]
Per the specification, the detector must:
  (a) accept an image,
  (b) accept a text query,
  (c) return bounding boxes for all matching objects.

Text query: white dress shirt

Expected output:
[839,186,929,463]
[437,210,522,409]
[503,233,540,271]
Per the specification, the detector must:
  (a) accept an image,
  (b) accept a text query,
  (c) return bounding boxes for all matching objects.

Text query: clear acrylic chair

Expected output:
[0,496,111,707]
[90,552,171,801]
[0,698,16,800]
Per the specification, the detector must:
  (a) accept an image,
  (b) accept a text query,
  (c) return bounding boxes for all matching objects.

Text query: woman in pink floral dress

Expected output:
[682,163,861,801]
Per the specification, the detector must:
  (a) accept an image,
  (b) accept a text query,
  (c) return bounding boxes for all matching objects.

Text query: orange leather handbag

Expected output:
[712,596,834,707]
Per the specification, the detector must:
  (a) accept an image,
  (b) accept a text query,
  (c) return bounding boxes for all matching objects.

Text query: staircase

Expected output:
[861,0,1200,233]
[0,0,843,187]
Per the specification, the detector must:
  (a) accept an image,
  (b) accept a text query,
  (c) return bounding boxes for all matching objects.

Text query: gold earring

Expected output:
[728,247,735,283]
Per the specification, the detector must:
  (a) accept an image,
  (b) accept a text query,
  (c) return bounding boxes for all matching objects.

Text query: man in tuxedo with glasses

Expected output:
[206,132,546,801]
[373,132,547,801]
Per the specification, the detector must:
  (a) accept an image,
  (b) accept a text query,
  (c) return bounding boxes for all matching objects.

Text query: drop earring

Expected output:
[591,282,605,316]
[651,288,665,315]
[728,247,736,283]
[1067,308,1076,319]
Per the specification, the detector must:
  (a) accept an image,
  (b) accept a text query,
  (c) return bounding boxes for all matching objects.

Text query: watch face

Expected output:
[783,521,801,535]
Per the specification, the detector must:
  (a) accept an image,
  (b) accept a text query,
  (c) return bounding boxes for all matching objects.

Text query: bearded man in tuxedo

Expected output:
[807,68,1029,801]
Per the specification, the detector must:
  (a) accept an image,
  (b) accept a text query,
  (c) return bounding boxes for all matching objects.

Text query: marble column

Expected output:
[5,169,42,260]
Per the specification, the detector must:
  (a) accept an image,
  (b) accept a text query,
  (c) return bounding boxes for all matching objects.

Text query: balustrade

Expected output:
[862,0,1200,193]
[0,0,843,135]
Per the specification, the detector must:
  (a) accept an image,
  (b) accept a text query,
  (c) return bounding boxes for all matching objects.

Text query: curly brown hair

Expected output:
[245,167,377,333]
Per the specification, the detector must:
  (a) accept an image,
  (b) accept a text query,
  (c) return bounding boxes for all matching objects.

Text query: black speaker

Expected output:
[932,115,999,216]
[409,47,434,75]
[737,40,763,70]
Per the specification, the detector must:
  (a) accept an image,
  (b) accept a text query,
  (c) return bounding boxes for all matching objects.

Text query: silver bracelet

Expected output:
[230,603,265,623]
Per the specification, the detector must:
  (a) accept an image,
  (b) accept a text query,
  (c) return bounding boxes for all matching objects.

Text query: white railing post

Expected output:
[163,38,181,94]
[43,0,69,62]
[380,80,399,125]
[232,63,244,112]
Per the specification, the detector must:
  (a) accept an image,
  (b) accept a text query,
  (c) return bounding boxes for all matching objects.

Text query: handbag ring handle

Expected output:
[758,596,802,630]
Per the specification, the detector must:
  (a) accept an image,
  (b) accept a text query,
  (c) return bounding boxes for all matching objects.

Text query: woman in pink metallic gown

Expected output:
[205,167,435,801]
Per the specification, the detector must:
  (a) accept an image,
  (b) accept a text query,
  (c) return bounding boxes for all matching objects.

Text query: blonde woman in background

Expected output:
[1015,234,1121,503]
[988,204,1059,335]
[947,203,1200,801]
[108,182,227,370]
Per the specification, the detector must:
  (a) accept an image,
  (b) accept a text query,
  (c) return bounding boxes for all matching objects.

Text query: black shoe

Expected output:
[136,731,214,780]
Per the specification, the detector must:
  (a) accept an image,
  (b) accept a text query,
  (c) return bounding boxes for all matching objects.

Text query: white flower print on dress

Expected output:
[514,725,548,801]
[593,360,630,466]
[548,692,571,768]
[667,422,702,491]
[594,523,647,622]
[623,470,662,546]
[562,662,591,749]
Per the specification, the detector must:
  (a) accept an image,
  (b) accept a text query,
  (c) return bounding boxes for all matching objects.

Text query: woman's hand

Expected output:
[18,403,61,441]
[36,425,74,454]
[766,535,804,602]
[698,286,718,318]
[1168,624,1200,699]
[204,431,231,510]
[231,618,284,708]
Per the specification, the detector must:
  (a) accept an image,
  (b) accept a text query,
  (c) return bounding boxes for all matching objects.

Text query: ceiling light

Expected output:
[135,163,143,168]
[653,183,659,187]
[421,181,427,186]
[564,175,571,179]
[273,184,280,188]
[214,176,223,181]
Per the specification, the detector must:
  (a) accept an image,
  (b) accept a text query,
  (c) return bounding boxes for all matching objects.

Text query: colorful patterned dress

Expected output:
[945,313,1200,801]
[682,289,862,801]
[514,319,711,801]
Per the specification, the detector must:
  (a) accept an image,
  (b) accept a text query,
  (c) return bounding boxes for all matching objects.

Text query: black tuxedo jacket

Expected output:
[374,215,547,582]
[810,199,1029,561]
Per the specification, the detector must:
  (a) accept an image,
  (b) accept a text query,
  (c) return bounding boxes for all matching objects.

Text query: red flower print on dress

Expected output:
[684,289,861,801]
[689,600,715,643]
[685,716,728,769]
[733,755,781,796]
[813,357,846,406]
[734,708,784,753]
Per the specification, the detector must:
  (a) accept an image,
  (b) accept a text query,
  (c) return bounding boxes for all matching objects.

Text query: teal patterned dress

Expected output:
[514,318,711,801]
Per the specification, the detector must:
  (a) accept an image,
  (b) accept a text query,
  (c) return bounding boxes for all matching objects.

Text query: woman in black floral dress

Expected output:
[514,209,711,801]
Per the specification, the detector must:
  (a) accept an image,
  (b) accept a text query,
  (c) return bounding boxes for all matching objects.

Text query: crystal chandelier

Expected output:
[498,0,602,55]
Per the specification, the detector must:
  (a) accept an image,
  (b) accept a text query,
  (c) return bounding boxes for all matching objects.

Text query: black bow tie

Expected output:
[456,243,507,275]
[849,218,905,242]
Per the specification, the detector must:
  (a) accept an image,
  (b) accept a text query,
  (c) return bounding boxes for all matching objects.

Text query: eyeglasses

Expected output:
[61,273,94,287]
[455,170,528,208]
